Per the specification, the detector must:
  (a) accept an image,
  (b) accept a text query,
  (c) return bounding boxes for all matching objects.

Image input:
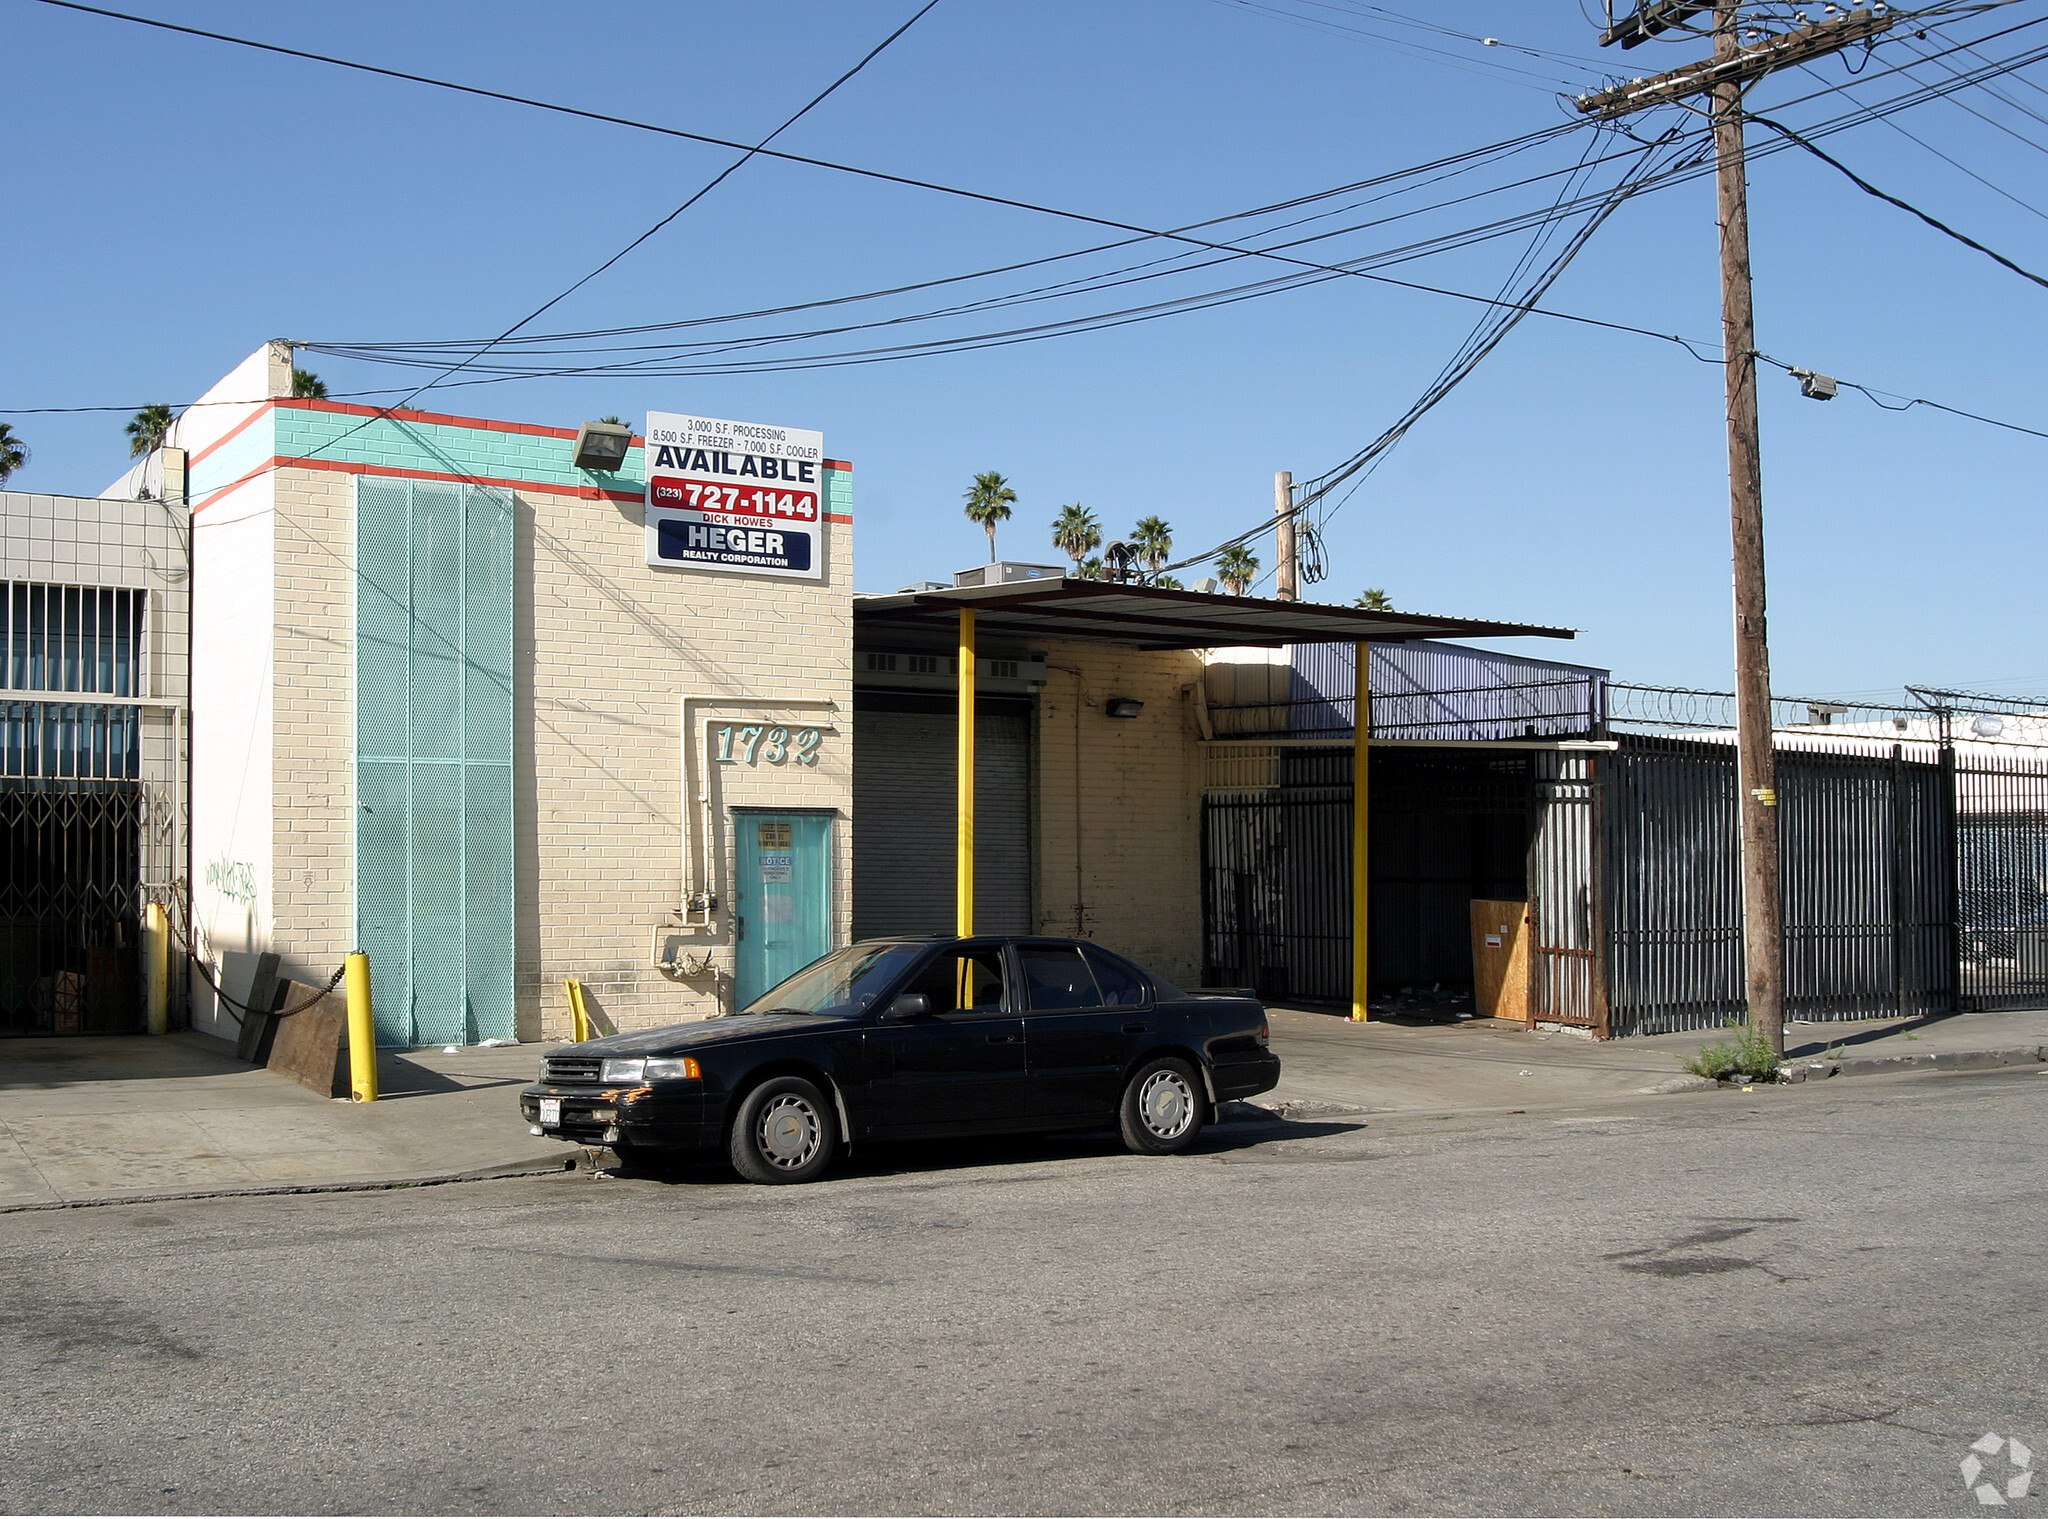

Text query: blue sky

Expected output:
[3,0,2044,698]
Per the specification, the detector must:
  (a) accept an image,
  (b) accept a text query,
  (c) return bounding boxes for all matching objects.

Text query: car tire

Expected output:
[728,1076,838,1185]
[1118,1056,1205,1155]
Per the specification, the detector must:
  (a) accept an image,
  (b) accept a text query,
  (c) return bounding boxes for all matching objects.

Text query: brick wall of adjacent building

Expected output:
[1032,640,1208,985]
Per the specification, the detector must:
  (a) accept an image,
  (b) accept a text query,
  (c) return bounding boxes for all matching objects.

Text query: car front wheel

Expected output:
[728,1076,838,1184]
[1118,1056,1205,1155]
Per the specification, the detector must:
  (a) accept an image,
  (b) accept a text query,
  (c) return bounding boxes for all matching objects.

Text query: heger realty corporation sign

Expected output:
[643,411,825,580]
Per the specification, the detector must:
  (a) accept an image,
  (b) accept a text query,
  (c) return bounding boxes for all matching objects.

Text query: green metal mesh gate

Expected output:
[356,478,514,1046]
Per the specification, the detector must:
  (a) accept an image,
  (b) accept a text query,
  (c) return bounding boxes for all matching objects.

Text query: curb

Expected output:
[1639,1043,2048,1093]
[0,1151,579,1215]
[1780,1044,2047,1083]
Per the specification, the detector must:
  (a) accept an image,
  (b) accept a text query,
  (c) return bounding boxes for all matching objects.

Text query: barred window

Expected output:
[1,583,146,697]
[0,701,140,779]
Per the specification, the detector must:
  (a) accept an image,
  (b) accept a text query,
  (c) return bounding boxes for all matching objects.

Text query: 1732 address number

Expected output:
[713,724,822,766]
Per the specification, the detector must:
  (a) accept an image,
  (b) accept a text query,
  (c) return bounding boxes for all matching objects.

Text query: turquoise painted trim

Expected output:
[275,407,645,494]
[189,413,278,500]
[822,466,853,517]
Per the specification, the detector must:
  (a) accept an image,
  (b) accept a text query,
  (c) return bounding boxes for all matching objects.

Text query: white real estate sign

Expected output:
[643,411,826,580]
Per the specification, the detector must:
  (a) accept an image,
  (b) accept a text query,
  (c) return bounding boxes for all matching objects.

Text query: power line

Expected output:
[297,31,2048,390]
[379,0,943,414]
[1755,353,2048,441]
[1750,113,2048,289]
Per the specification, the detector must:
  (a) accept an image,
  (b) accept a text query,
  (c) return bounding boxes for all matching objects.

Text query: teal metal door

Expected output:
[734,814,832,1009]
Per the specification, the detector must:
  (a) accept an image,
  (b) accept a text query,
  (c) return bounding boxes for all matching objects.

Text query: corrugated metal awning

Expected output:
[852,580,1575,651]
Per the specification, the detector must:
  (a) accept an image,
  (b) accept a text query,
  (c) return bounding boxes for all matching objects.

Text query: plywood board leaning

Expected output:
[1470,899,1532,1023]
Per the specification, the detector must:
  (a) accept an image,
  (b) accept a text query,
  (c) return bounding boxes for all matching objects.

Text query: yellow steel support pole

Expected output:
[144,902,169,1035]
[344,951,378,1102]
[1350,642,1372,1022]
[957,607,977,938]
[566,978,591,1043]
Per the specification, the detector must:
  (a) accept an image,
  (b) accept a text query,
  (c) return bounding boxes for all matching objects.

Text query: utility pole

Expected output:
[1709,1,1783,1060]
[1274,471,1297,601]
[1583,2,1890,1057]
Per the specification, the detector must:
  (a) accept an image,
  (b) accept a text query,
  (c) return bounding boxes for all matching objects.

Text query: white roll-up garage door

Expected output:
[853,700,1032,938]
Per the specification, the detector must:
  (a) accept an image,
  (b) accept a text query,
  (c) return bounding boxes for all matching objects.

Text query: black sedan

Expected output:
[519,935,1280,1184]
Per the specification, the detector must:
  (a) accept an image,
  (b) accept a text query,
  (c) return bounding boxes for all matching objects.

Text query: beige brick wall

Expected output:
[270,468,353,984]
[1032,641,1207,985]
[524,498,851,1040]
[266,464,854,1043]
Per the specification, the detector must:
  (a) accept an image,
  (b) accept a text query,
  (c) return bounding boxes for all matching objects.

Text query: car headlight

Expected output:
[600,1055,702,1083]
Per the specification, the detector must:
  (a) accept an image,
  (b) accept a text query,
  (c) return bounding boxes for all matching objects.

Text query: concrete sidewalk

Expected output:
[6,1004,2044,1209]
[1258,1003,2048,1116]
[0,1033,567,1210]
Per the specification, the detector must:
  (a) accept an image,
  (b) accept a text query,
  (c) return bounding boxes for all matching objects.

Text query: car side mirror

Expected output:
[882,992,931,1021]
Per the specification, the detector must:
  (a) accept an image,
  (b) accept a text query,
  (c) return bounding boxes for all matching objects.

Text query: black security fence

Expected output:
[0,779,144,1034]
[1201,733,2048,1033]
[1606,737,1957,1035]
[1202,747,1532,1002]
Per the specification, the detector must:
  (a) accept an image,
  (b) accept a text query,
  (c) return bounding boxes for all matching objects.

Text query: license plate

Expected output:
[539,1098,562,1127]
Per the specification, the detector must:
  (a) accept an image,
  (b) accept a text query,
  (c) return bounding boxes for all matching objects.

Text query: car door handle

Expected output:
[1123,1023,1149,1034]
[986,1032,1017,1044]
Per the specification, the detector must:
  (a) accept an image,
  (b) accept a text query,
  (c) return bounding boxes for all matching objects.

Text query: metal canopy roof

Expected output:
[852,580,1575,651]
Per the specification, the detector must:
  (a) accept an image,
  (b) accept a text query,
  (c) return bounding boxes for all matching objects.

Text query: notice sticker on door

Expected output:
[759,851,793,884]
[1485,933,1503,949]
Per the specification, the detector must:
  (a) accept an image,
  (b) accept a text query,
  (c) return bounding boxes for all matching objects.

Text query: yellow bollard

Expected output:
[144,902,169,1035]
[344,952,378,1102]
[565,978,591,1043]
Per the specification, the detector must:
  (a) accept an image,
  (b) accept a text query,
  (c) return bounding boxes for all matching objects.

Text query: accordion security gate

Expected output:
[1202,733,2048,1033]
[355,478,515,1047]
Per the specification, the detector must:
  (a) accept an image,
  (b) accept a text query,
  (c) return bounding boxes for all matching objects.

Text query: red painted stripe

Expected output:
[273,455,645,502]
[193,456,848,519]
[277,397,645,446]
[824,459,853,472]
[189,460,278,515]
[186,401,277,471]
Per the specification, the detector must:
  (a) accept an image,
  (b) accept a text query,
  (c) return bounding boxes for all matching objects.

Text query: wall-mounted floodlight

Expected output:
[1790,368,1838,401]
[571,420,633,473]
[1105,696,1144,719]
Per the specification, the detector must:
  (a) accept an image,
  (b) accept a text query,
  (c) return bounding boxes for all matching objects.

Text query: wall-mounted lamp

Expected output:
[1105,696,1145,719]
[571,419,633,472]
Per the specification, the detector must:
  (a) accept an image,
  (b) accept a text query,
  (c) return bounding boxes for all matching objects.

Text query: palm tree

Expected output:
[1355,588,1393,610]
[1079,555,1105,580]
[962,470,1016,563]
[1216,544,1260,595]
[1131,515,1173,582]
[0,423,27,486]
[1050,503,1100,577]
[125,404,176,458]
[1154,573,1184,591]
[290,368,328,399]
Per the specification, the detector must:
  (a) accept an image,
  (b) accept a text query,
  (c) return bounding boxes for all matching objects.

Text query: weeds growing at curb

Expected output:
[1680,1020,1781,1082]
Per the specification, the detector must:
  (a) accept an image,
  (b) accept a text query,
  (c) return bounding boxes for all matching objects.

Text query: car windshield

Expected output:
[737,943,927,1018]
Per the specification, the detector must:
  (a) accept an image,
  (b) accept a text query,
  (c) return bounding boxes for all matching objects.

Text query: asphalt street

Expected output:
[3,1069,2043,1517]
